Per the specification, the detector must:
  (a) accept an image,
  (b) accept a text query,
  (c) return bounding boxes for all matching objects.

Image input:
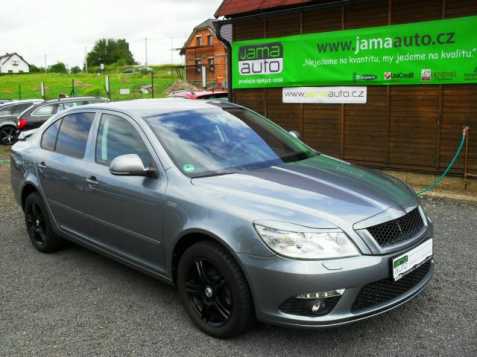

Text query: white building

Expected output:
[0,53,30,74]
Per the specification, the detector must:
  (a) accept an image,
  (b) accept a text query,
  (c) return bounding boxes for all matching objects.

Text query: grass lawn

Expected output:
[0,66,180,101]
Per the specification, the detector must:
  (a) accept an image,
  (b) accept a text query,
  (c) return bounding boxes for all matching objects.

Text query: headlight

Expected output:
[254,222,359,260]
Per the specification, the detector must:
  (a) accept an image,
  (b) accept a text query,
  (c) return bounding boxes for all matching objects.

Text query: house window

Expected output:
[208,57,215,72]
[195,59,202,73]
[196,36,202,47]
[207,35,213,46]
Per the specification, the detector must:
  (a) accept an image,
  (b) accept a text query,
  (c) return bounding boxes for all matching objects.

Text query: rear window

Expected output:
[33,104,58,116]
[55,113,95,158]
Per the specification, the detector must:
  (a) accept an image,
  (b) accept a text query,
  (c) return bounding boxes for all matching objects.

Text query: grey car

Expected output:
[0,99,43,145]
[10,99,434,338]
[16,96,109,133]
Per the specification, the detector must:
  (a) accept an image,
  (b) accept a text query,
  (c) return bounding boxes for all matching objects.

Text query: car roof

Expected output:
[79,98,240,118]
[43,96,107,104]
[0,99,43,109]
[1,99,42,105]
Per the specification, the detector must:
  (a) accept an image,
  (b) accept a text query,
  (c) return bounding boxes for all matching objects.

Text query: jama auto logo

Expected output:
[238,42,284,75]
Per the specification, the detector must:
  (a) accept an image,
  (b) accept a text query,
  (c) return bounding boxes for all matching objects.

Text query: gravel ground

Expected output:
[0,165,476,357]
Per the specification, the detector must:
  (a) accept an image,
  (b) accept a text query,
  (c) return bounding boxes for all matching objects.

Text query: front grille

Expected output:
[367,208,424,247]
[352,261,431,312]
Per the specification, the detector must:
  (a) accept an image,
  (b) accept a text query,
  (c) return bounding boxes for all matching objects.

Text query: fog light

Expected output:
[311,301,323,313]
[296,289,345,300]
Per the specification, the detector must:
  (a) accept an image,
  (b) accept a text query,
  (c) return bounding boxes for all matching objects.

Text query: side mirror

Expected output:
[109,154,156,177]
[289,130,301,140]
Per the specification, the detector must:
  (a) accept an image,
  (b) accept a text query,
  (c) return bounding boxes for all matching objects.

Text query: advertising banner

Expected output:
[232,16,477,89]
[283,87,367,104]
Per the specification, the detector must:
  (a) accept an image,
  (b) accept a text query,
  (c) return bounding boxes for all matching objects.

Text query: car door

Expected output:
[77,112,167,273]
[37,111,97,232]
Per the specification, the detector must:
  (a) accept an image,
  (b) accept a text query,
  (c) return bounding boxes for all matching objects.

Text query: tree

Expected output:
[86,38,136,67]
[49,62,68,73]
[70,66,82,74]
[29,64,44,73]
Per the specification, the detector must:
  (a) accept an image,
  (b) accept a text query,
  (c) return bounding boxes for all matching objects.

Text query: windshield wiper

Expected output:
[191,170,239,179]
[281,150,319,163]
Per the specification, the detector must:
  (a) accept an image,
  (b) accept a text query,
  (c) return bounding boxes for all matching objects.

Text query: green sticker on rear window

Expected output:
[183,164,196,173]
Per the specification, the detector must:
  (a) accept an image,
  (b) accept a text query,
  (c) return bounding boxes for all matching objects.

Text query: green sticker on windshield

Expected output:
[183,164,196,173]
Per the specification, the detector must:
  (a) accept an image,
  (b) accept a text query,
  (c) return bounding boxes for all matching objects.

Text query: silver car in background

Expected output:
[0,99,43,145]
[10,99,434,338]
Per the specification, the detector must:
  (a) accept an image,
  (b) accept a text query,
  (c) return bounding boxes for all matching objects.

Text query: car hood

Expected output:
[192,155,417,229]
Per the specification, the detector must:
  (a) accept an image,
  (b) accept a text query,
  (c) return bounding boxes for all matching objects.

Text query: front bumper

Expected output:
[238,238,433,328]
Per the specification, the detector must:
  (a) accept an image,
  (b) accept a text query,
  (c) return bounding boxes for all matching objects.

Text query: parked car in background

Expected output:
[0,99,43,145]
[17,96,109,134]
[10,99,433,338]
[169,90,228,100]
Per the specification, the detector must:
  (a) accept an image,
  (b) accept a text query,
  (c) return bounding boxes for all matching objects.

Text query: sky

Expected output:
[0,0,223,68]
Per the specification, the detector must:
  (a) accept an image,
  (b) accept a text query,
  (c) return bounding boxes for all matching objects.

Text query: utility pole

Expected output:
[145,37,148,67]
[84,47,88,72]
[44,54,47,72]
[170,38,174,75]
[170,38,174,65]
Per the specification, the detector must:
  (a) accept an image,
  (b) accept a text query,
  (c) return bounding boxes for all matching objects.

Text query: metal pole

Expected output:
[18,84,22,100]
[105,75,111,100]
[71,79,76,96]
[464,127,469,185]
[151,71,155,98]
[84,47,88,72]
[40,81,46,100]
[145,37,148,67]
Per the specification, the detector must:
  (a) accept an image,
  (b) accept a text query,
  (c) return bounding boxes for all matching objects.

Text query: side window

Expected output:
[11,103,32,115]
[62,102,77,110]
[33,104,58,116]
[40,120,62,151]
[56,112,95,158]
[0,107,13,116]
[96,114,152,167]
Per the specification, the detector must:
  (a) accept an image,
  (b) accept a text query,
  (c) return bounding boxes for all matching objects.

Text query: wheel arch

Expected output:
[21,182,40,210]
[171,229,249,287]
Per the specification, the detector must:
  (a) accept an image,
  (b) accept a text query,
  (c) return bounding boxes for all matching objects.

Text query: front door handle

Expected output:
[38,162,47,174]
[86,176,99,188]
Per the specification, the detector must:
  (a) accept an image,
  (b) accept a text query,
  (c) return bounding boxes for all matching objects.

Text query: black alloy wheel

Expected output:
[26,201,48,249]
[24,193,64,253]
[177,241,254,338]
[0,126,17,145]
[186,259,233,327]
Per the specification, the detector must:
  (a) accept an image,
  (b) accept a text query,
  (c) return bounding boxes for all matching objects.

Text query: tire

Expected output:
[0,125,17,145]
[24,192,64,253]
[177,241,254,338]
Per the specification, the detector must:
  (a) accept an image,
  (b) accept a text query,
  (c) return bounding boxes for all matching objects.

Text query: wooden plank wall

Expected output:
[232,0,477,174]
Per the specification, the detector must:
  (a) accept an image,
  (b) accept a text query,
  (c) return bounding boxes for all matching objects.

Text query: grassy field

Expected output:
[0,66,181,101]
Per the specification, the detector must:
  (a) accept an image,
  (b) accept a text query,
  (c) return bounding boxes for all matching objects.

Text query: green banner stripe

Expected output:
[232,15,477,89]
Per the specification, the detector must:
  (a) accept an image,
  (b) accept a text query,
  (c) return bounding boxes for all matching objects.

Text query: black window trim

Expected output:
[94,111,157,169]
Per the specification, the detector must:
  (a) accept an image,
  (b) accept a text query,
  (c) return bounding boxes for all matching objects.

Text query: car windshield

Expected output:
[144,107,317,177]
